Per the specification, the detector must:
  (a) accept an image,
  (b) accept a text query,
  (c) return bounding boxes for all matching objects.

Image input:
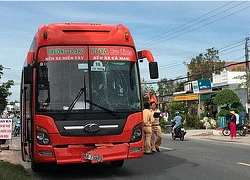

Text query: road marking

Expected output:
[159,146,173,151]
[237,162,250,167]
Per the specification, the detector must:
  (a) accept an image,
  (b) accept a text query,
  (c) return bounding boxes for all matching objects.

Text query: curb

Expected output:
[188,135,250,146]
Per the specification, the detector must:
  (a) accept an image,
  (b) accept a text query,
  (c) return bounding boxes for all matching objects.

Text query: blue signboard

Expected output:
[198,78,212,93]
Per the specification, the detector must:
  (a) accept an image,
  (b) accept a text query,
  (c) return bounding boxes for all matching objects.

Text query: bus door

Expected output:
[21,67,33,161]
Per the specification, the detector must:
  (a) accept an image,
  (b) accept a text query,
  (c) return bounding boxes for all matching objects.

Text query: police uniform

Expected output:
[151,109,162,152]
[143,108,154,154]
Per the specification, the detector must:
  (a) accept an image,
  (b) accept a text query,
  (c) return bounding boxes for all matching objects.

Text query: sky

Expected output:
[0,1,250,101]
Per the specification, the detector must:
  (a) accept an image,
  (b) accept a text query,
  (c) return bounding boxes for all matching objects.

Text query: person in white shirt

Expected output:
[162,110,169,122]
[235,110,240,124]
[235,110,240,129]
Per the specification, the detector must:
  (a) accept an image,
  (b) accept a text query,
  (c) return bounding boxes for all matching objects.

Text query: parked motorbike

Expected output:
[171,122,187,141]
[13,121,20,137]
[222,123,247,136]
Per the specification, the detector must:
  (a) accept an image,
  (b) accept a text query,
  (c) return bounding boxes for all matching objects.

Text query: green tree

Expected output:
[230,102,244,112]
[167,101,187,120]
[187,48,225,81]
[157,78,184,96]
[213,89,241,119]
[0,65,14,114]
[213,89,240,108]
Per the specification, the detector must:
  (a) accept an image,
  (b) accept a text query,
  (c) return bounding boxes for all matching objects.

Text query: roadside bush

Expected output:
[160,117,172,134]
[230,102,244,112]
[167,101,188,120]
[218,109,230,117]
[185,114,203,129]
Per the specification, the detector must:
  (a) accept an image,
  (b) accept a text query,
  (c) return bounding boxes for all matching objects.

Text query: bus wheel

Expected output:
[110,160,124,167]
[31,146,43,172]
[31,160,43,172]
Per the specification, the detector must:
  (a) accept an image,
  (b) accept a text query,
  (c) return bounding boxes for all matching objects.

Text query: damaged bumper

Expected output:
[49,141,143,164]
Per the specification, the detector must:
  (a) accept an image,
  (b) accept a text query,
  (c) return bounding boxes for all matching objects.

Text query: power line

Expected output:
[142,59,248,85]
[140,39,245,71]
[218,43,245,53]
[219,48,244,56]
[157,45,244,69]
[217,39,244,50]
[137,1,236,47]
[139,3,250,48]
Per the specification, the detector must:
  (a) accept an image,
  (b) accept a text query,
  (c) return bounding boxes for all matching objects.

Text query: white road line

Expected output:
[159,146,174,151]
[237,162,250,167]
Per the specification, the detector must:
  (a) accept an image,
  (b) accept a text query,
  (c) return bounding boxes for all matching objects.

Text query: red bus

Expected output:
[20,22,158,172]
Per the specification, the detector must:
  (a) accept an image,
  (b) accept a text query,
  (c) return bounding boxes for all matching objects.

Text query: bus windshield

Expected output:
[36,60,141,113]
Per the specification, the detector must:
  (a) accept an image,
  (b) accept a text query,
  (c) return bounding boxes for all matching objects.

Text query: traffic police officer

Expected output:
[143,102,154,154]
[150,101,162,152]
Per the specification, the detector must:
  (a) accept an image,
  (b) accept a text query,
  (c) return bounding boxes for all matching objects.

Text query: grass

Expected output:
[0,161,31,180]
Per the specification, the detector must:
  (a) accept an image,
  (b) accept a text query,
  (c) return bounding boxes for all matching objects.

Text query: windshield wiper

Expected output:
[62,87,85,120]
[85,100,120,119]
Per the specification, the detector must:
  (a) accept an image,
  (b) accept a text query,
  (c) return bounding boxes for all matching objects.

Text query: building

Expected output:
[212,69,247,109]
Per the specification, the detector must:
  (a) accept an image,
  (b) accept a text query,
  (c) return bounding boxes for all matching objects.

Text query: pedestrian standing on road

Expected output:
[143,102,154,155]
[150,102,162,153]
[230,110,237,140]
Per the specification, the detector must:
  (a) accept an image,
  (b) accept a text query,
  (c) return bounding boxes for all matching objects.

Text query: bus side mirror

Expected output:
[149,62,159,79]
[138,50,159,79]
[24,66,33,84]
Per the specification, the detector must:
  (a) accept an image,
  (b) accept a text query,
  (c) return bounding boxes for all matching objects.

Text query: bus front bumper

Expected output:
[35,141,143,164]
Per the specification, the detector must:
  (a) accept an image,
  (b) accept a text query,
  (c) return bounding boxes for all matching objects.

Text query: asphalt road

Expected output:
[26,134,250,180]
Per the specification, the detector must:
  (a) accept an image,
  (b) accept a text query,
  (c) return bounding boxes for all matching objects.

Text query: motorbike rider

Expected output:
[14,120,20,136]
[171,111,183,137]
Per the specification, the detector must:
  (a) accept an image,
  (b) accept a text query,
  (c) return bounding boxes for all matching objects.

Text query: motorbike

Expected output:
[222,123,247,136]
[171,122,187,141]
[13,121,20,137]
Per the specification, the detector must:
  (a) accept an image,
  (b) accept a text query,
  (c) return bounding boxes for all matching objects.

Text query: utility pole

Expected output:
[245,37,250,121]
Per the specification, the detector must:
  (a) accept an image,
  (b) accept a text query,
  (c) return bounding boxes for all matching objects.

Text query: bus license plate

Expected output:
[84,153,103,162]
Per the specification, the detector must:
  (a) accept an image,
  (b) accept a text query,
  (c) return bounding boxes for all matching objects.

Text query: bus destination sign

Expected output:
[89,46,136,61]
[39,46,88,61]
[39,46,136,62]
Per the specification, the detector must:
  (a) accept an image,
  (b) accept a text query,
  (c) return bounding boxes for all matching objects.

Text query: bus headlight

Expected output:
[36,131,45,141]
[36,126,51,145]
[130,123,142,142]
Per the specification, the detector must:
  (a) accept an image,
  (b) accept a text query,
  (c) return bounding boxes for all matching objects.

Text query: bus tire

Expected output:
[31,160,43,172]
[110,160,124,167]
[31,144,43,172]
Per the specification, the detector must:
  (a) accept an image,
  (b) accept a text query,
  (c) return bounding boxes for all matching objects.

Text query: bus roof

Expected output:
[34,22,135,49]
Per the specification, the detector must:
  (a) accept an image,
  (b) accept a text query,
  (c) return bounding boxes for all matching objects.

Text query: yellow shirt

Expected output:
[143,109,154,127]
